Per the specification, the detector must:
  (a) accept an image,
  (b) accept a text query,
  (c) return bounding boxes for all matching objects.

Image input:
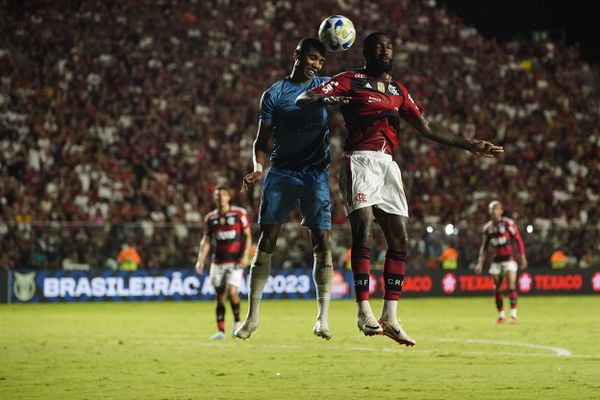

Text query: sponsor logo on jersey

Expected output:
[320,81,339,94]
[367,96,382,103]
[215,230,237,240]
[351,78,402,97]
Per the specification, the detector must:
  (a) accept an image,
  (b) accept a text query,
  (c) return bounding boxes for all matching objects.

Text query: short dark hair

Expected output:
[296,37,326,56]
[363,32,389,49]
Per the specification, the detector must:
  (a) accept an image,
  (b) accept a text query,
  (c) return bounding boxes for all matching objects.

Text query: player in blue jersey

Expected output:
[234,38,349,341]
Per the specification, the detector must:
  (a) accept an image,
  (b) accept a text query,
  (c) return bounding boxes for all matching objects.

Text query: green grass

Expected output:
[1,296,599,400]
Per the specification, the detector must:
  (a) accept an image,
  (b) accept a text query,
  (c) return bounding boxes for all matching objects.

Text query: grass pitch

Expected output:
[1,296,599,400]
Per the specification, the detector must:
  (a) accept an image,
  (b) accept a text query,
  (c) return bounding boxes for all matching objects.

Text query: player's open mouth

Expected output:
[381,57,390,63]
[306,69,316,76]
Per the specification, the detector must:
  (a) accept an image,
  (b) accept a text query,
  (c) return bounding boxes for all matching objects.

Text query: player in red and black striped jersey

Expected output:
[475,201,528,324]
[298,32,504,346]
[195,186,252,339]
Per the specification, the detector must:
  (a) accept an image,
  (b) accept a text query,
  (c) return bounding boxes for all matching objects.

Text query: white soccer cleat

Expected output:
[210,331,226,340]
[357,311,384,336]
[379,318,416,347]
[313,319,332,340]
[233,319,258,340]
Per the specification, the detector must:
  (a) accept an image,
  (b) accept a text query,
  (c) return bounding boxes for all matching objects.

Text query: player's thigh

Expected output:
[506,268,518,287]
[488,262,503,276]
[299,170,332,230]
[209,264,227,289]
[373,208,408,250]
[491,273,504,288]
[377,160,409,217]
[257,223,282,253]
[339,152,386,212]
[224,265,244,288]
[348,206,375,246]
[258,168,298,225]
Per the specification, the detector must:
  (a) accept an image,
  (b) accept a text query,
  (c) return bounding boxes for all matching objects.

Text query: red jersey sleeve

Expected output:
[311,71,352,96]
[239,209,250,229]
[396,82,423,119]
[508,220,526,256]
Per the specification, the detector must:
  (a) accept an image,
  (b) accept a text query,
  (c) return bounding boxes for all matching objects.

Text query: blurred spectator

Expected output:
[117,244,141,271]
[0,0,597,270]
[440,245,458,270]
[550,248,568,269]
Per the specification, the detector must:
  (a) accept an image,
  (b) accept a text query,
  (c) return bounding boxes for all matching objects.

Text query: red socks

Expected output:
[351,247,371,301]
[383,250,406,300]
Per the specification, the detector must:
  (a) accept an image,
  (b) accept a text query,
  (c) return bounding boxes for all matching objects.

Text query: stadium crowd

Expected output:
[1,0,599,271]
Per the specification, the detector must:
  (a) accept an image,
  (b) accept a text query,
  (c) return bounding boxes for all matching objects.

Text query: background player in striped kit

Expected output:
[195,186,252,339]
[235,38,349,341]
[297,32,504,346]
[475,200,528,324]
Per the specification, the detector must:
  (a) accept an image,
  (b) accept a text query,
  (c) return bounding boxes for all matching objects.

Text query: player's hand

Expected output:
[474,263,483,275]
[194,261,204,275]
[241,171,263,193]
[469,140,504,158]
[520,255,528,270]
[321,95,351,105]
[239,256,249,268]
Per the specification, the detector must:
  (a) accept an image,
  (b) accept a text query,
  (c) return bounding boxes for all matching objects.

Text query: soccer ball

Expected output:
[318,15,356,52]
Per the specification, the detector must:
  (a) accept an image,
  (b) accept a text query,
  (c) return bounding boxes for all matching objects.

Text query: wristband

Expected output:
[253,163,263,173]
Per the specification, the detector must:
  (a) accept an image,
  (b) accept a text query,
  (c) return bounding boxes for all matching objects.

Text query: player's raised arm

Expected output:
[403,114,504,158]
[296,73,352,107]
[296,90,351,106]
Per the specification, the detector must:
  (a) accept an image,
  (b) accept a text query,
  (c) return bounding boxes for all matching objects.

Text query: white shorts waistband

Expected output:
[345,150,393,160]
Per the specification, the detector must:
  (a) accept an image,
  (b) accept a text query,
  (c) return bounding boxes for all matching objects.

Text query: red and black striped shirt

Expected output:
[205,206,249,264]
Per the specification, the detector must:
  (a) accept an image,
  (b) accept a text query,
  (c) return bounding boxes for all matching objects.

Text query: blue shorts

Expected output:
[258,167,332,230]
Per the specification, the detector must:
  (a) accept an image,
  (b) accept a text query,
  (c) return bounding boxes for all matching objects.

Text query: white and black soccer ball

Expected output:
[318,15,356,52]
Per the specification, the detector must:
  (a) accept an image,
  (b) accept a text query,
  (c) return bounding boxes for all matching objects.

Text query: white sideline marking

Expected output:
[437,337,572,357]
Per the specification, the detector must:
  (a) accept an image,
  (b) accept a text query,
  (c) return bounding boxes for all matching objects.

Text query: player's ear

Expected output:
[293,48,300,61]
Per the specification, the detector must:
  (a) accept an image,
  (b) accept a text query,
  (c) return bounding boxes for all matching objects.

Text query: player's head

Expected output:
[292,37,326,81]
[363,32,393,74]
[488,200,503,221]
[214,186,231,210]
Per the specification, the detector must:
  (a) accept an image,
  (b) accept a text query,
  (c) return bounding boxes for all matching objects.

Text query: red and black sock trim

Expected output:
[495,291,504,312]
[383,250,406,300]
[351,246,371,302]
[216,303,225,332]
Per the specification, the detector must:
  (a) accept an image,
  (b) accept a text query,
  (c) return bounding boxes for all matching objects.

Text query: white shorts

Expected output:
[209,263,244,288]
[489,260,518,275]
[339,151,408,216]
